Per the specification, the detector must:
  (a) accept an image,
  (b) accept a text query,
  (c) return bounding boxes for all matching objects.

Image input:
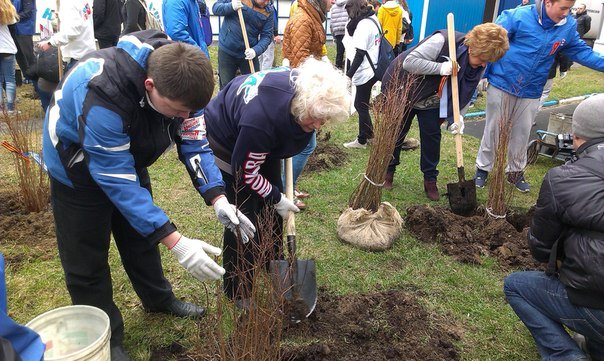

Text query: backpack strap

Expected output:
[364,17,384,73]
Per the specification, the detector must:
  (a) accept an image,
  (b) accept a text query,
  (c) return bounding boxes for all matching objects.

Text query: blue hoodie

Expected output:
[485,0,604,99]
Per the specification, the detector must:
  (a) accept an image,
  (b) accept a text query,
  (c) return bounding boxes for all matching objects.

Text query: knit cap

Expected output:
[572,94,604,140]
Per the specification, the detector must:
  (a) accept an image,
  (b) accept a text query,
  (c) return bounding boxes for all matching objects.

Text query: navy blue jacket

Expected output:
[42,30,224,244]
[212,0,274,58]
[11,0,36,35]
[204,68,312,203]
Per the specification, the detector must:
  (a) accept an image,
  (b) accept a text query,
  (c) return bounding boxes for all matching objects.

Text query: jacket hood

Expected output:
[382,1,400,9]
[335,0,347,6]
[534,0,568,27]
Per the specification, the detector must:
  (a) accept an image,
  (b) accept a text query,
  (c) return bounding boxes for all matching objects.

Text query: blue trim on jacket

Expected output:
[485,3,604,99]
[162,0,210,57]
[212,0,274,58]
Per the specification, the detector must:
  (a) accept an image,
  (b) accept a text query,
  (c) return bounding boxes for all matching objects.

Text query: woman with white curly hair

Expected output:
[204,57,350,302]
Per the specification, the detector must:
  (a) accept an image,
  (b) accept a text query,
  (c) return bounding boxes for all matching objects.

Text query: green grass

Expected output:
[1,46,601,360]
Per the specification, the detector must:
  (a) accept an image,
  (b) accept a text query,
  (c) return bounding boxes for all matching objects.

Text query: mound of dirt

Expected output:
[404,205,543,271]
[305,131,349,173]
[281,289,460,361]
[0,188,56,268]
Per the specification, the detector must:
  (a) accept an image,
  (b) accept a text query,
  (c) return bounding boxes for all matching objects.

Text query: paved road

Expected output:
[464,103,579,141]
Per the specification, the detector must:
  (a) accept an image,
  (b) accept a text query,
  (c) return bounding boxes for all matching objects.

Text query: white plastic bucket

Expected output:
[25,305,111,361]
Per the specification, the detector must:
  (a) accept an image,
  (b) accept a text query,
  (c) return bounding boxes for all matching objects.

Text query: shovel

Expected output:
[269,157,317,321]
[237,8,256,73]
[445,13,477,216]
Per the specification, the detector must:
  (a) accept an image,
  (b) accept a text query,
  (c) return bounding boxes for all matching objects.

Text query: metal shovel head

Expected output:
[447,179,477,216]
[269,259,317,320]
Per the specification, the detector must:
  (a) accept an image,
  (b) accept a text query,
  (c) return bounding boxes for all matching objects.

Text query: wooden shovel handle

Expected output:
[447,13,463,169]
[237,8,256,73]
[285,157,295,237]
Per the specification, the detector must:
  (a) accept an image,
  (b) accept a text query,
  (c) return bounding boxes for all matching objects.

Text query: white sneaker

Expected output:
[343,139,367,149]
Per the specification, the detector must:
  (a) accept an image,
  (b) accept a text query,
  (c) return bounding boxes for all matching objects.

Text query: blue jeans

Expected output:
[282,131,317,188]
[504,271,604,361]
[0,54,17,111]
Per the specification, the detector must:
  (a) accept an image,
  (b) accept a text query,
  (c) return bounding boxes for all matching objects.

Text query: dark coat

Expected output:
[122,0,146,34]
[528,141,604,309]
[93,0,122,41]
[574,11,591,38]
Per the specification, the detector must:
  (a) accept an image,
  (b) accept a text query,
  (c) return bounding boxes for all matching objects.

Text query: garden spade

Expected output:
[445,13,477,216]
[270,158,317,321]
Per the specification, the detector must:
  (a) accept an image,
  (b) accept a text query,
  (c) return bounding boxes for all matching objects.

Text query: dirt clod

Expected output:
[305,131,348,173]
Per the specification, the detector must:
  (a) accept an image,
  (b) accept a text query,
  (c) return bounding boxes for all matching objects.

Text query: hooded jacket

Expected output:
[213,0,274,58]
[162,0,210,57]
[529,141,604,310]
[377,1,402,47]
[42,30,225,244]
[282,0,326,67]
[485,0,604,99]
[329,0,348,36]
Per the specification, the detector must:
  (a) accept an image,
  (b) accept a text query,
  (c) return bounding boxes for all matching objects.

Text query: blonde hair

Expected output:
[290,57,351,124]
[464,23,509,63]
[0,0,18,25]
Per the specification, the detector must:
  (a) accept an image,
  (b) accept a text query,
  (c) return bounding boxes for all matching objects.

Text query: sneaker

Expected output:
[475,168,488,188]
[507,172,530,192]
[294,189,310,198]
[294,198,306,210]
[423,180,439,201]
[401,138,419,150]
[343,139,367,149]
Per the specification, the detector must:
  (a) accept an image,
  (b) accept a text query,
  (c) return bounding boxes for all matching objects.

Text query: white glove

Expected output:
[559,71,567,79]
[448,115,465,135]
[274,193,299,219]
[321,55,330,63]
[231,0,242,11]
[213,196,256,243]
[282,58,290,67]
[439,61,453,76]
[244,48,256,60]
[170,236,225,282]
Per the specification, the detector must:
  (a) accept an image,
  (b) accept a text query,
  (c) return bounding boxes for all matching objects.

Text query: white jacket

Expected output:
[49,0,97,62]
[344,15,381,86]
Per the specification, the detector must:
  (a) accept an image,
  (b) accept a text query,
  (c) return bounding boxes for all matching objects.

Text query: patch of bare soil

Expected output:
[280,289,460,361]
[0,187,56,269]
[405,205,543,271]
[305,131,349,173]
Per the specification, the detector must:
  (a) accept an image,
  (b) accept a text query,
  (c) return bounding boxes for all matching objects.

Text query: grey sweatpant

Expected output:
[476,85,540,173]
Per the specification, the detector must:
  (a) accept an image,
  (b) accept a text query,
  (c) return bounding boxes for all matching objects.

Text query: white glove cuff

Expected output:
[170,237,189,260]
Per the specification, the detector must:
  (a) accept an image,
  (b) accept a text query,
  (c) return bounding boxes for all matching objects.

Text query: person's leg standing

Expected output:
[506,97,539,173]
[291,131,317,188]
[476,85,507,173]
[334,35,345,69]
[387,108,416,175]
[15,35,35,81]
[416,108,442,182]
[504,271,604,360]
[239,56,260,76]
[0,54,17,111]
[50,177,125,346]
[111,169,176,311]
[218,48,239,90]
[355,77,378,144]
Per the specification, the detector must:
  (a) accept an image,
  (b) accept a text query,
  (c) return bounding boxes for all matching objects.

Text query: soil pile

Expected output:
[0,188,56,268]
[281,289,460,360]
[305,131,348,173]
[405,205,543,271]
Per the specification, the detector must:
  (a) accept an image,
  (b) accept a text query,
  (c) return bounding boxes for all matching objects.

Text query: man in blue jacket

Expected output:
[42,30,254,361]
[212,0,274,88]
[474,0,604,192]
[163,0,210,58]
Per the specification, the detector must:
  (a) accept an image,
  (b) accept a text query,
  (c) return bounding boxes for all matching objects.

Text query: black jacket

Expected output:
[528,140,604,309]
[122,0,146,34]
[575,11,591,38]
[93,0,122,41]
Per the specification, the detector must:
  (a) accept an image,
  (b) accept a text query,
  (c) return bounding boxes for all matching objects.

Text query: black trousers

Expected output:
[50,175,176,345]
[13,35,35,78]
[387,107,444,181]
[355,76,378,144]
[334,35,345,69]
[220,158,284,300]
[96,37,118,49]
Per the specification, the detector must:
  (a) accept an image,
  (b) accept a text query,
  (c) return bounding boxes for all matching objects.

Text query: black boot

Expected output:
[146,299,206,319]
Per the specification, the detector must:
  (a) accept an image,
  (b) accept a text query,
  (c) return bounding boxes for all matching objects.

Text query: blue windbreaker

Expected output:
[485,0,604,99]
[162,0,210,57]
[42,30,224,244]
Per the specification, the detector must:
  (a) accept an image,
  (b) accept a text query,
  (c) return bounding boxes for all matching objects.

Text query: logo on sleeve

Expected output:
[236,67,289,104]
[179,114,206,141]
